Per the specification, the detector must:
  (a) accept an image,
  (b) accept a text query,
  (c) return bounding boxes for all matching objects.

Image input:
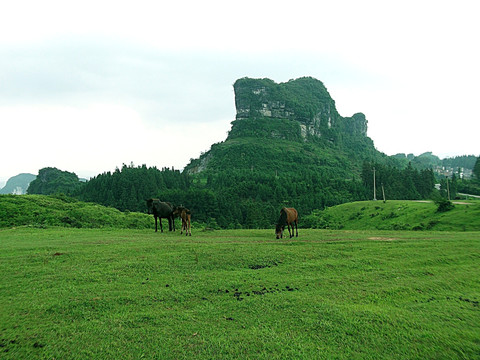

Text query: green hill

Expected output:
[303,200,480,231]
[0,194,152,229]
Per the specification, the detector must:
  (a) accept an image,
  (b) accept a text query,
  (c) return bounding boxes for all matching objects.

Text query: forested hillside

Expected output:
[18,77,461,228]
[71,77,437,228]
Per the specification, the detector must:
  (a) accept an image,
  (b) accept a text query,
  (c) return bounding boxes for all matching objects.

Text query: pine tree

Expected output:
[473,157,480,180]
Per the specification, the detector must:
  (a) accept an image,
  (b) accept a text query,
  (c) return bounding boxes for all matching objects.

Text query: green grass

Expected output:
[1,228,479,359]
[0,194,152,229]
[304,200,480,231]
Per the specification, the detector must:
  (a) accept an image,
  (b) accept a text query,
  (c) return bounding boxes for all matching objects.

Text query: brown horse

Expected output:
[173,206,192,236]
[275,207,298,239]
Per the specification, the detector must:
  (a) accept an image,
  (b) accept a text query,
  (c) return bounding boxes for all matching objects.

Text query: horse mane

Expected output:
[277,209,287,227]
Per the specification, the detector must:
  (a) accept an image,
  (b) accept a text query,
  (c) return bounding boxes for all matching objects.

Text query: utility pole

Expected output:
[446,176,451,201]
[373,167,377,201]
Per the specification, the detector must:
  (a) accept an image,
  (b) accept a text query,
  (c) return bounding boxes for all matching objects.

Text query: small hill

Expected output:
[0,194,152,229]
[28,167,84,195]
[303,200,480,231]
[0,173,36,195]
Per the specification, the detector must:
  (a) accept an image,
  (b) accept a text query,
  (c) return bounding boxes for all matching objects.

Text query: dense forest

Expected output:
[76,162,366,228]
[361,162,436,200]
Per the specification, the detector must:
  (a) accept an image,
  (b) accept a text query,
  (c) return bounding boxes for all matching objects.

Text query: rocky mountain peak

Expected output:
[232,77,368,142]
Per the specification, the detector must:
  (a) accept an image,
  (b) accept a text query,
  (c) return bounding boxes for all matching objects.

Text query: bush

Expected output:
[435,198,455,213]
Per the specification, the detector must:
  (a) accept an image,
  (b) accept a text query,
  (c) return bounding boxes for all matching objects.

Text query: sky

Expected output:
[1,0,479,186]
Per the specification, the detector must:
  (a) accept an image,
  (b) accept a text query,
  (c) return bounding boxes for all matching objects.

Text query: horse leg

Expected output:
[159,217,164,232]
[154,216,158,232]
[288,223,293,238]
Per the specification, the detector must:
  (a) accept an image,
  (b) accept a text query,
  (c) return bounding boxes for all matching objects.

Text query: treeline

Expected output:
[393,152,478,172]
[78,164,192,212]
[361,162,435,200]
[176,169,367,228]
[78,163,368,229]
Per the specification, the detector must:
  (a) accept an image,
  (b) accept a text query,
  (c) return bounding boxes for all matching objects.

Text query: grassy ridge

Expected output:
[304,200,480,231]
[0,194,152,229]
[1,228,479,359]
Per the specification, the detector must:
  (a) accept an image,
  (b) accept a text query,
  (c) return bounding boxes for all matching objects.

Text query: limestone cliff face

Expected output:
[232,77,368,142]
[346,112,368,137]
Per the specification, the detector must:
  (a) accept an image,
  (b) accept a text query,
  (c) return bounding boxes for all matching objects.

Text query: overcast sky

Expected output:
[1,0,479,186]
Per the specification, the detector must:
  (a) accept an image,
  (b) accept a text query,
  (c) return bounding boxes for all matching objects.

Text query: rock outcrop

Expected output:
[0,173,36,195]
[232,77,368,142]
[185,76,380,176]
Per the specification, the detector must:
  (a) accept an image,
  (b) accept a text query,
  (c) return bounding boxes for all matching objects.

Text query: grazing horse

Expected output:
[275,207,298,239]
[146,199,175,232]
[173,206,192,236]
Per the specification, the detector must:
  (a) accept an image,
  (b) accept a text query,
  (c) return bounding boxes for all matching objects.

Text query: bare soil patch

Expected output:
[368,237,399,242]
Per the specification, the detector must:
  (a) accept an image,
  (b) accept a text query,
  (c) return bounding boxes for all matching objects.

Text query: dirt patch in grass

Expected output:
[368,237,399,241]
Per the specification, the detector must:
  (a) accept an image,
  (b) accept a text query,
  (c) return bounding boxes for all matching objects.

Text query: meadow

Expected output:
[303,200,480,232]
[1,228,479,359]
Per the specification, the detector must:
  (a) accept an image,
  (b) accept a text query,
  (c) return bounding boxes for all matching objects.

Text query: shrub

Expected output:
[435,198,455,213]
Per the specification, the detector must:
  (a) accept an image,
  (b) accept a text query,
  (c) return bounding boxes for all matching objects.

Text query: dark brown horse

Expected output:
[146,199,175,232]
[275,207,298,239]
[173,206,192,236]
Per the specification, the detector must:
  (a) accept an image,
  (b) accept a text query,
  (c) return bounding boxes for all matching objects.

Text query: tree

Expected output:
[473,157,480,180]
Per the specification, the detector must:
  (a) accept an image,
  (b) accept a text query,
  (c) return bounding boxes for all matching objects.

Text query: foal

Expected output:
[173,206,192,236]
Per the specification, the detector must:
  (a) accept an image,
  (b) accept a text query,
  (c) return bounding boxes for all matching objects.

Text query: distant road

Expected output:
[458,192,480,199]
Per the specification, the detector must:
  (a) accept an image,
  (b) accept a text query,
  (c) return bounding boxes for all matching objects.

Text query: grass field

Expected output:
[1,228,479,359]
[304,200,480,232]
